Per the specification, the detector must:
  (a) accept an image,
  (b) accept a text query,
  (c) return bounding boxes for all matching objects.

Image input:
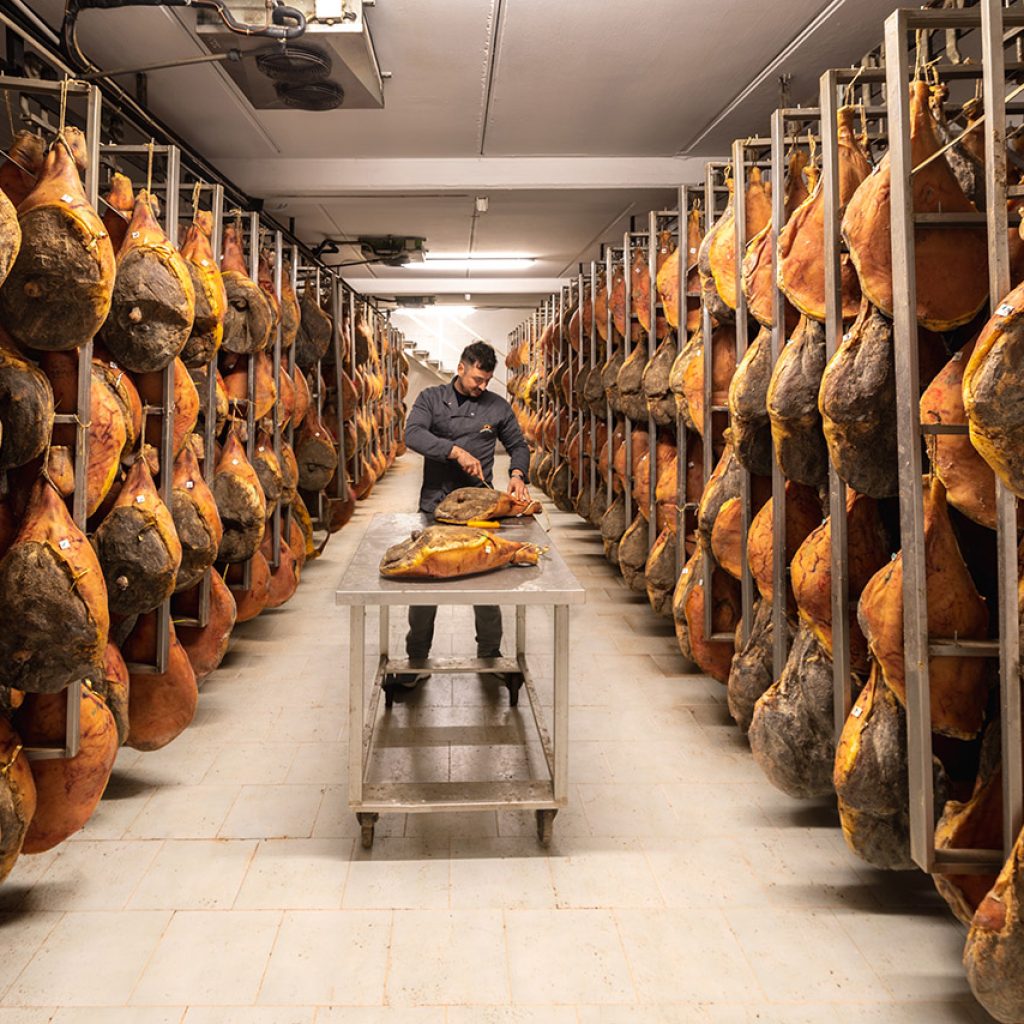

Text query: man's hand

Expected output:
[508,474,530,501]
[449,445,484,481]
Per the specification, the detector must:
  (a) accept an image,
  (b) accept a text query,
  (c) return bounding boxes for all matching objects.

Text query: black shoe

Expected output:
[477,649,502,661]
[384,672,431,689]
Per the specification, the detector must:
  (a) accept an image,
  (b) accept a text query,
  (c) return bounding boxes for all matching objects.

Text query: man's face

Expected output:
[458,361,493,397]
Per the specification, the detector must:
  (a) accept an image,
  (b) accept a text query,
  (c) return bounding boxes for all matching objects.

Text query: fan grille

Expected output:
[256,45,332,85]
[274,80,345,112]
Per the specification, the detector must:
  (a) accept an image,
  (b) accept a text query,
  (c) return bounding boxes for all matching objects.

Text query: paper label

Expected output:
[131,231,140,239]
[61,194,73,204]
[185,480,194,490]
[232,458,239,466]
[997,302,1016,317]
[852,705,863,718]
[58,538,70,550]
[136,494,145,503]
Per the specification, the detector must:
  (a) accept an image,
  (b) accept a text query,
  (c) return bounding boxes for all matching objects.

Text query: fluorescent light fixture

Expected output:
[409,255,535,272]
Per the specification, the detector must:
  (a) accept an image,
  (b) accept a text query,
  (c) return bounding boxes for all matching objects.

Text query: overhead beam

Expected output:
[214,156,712,197]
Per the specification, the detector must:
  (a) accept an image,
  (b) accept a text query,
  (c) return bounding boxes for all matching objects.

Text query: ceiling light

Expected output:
[409,256,535,272]
[475,196,489,214]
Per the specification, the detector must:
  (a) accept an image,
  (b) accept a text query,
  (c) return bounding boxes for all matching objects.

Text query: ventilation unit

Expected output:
[196,0,383,110]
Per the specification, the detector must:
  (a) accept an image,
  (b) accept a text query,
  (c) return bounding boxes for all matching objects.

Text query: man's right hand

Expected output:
[449,445,483,481]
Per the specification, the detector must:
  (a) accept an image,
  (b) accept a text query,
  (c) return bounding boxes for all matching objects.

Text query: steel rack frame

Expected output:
[587,259,600,516]
[730,137,775,648]
[575,265,586,505]
[767,109,823,679]
[622,226,650,527]
[647,209,677,551]
[170,180,224,634]
[886,1,1022,875]
[676,185,705,578]
[701,160,733,643]
[604,246,623,508]
[101,140,181,677]
[2,76,102,761]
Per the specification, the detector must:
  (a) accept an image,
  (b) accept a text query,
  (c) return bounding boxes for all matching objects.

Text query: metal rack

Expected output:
[886,1,1022,874]
[676,185,704,577]
[621,226,648,526]
[1,75,103,761]
[768,109,822,678]
[701,160,733,642]
[730,138,773,647]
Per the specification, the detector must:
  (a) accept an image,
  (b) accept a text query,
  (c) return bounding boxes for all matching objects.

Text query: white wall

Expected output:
[391,307,524,398]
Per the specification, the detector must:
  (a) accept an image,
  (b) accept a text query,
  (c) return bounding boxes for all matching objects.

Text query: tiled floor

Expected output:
[0,452,993,1022]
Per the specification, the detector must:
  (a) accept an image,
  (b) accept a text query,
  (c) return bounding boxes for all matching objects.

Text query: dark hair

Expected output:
[460,340,497,373]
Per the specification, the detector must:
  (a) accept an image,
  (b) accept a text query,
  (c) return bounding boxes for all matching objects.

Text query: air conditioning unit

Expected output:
[395,296,436,308]
[195,0,383,111]
[359,236,427,265]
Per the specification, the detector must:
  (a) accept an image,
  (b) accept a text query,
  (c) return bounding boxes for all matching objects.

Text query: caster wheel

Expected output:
[384,687,395,709]
[357,813,379,849]
[535,809,556,847]
[508,680,522,707]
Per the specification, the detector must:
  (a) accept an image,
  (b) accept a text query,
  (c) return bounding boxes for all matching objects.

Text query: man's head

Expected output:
[456,340,497,397]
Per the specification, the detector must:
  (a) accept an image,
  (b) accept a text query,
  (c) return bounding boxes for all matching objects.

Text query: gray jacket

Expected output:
[405,380,530,513]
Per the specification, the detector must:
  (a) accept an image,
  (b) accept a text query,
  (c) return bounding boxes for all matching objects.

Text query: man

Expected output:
[391,340,531,687]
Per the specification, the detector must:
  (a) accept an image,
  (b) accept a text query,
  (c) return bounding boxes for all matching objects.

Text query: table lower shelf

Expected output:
[353,779,563,814]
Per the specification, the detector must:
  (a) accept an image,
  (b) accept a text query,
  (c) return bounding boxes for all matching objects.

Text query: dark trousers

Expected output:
[406,605,503,659]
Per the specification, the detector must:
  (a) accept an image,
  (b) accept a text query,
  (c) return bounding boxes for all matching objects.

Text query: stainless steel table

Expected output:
[335,512,585,848]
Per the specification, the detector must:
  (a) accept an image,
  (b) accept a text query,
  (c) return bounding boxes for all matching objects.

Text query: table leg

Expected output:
[553,604,569,803]
[348,605,366,809]
[379,605,390,659]
[516,605,526,657]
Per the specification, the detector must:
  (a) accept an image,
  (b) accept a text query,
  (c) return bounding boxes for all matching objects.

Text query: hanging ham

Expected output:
[295,278,333,367]
[0,330,53,470]
[174,568,237,680]
[16,685,117,853]
[963,279,1024,500]
[778,108,870,322]
[743,148,810,330]
[834,665,949,869]
[220,223,273,354]
[212,430,266,562]
[726,324,773,476]
[101,190,195,372]
[1,135,115,351]
[171,442,223,592]
[102,172,134,254]
[857,477,989,739]
[842,78,988,331]
[0,476,109,692]
[179,209,227,366]
[766,315,829,487]
[708,168,772,314]
[122,612,198,751]
[0,715,35,878]
[93,455,182,617]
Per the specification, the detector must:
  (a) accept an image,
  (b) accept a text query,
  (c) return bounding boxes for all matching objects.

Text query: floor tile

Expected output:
[548,837,663,908]
[286,744,347,785]
[21,841,162,912]
[218,786,326,840]
[387,909,508,1005]
[128,840,258,910]
[316,1008,443,1023]
[125,786,242,841]
[0,911,64,999]
[183,1007,313,1023]
[234,838,350,910]
[724,908,882,1002]
[3,910,171,1006]
[615,908,760,1003]
[505,908,634,1004]
[131,911,281,1005]
[342,839,450,910]
[203,744,298,785]
[449,837,555,909]
[51,1010,185,1023]
[258,910,390,1006]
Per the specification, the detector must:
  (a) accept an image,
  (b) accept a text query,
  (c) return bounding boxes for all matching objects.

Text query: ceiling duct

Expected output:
[196,0,383,110]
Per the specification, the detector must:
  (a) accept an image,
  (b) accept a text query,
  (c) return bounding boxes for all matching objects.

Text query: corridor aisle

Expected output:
[0,451,986,1023]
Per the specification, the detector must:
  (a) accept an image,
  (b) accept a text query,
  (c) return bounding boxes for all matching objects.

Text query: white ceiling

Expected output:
[27,0,914,300]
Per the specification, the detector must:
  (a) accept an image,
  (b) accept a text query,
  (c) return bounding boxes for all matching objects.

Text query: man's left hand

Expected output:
[508,475,530,501]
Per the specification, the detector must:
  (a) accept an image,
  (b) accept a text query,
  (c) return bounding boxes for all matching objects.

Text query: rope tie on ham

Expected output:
[0,746,22,779]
